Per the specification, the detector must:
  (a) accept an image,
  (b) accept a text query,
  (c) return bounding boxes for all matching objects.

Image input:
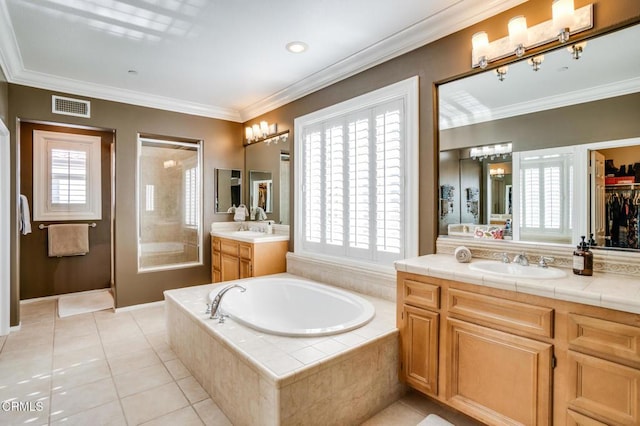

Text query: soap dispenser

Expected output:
[573,235,593,276]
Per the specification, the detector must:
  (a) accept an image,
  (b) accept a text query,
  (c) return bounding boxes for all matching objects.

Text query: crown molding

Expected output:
[440,76,640,130]
[238,0,527,122]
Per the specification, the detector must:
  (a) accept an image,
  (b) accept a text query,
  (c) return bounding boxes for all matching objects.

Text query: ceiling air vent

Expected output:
[51,95,91,118]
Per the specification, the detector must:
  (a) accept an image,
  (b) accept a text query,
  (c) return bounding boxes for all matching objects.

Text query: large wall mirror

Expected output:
[215,168,242,213]
[438,23,640,252]
[245,135,290,224]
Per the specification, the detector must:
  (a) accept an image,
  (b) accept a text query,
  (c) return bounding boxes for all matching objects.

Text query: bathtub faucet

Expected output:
[209,284,246,321]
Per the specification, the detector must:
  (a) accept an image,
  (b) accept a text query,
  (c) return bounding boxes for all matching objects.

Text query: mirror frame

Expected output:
[434,21,640,252]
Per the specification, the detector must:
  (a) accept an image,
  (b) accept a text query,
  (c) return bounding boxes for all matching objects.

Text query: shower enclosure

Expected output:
[137,137,202,271]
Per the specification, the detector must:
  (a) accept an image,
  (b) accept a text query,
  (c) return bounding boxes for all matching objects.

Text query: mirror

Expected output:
[249,170,273,215]
[215,169,242,213]
[438,23,640,250]
[245,134,290,224]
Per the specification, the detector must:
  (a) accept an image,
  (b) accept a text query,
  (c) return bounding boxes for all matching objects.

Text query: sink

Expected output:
[469,261,566,279]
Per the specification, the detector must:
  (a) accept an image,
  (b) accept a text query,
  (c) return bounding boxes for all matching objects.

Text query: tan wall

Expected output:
[243,0,640,255]
[8,84,243,324]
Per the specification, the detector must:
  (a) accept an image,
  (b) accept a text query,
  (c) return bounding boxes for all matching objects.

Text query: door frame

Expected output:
[1,119,10,335]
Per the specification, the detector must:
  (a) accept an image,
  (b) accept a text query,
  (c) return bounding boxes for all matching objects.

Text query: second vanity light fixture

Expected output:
[245,121,289,146]
[471,0,593,70]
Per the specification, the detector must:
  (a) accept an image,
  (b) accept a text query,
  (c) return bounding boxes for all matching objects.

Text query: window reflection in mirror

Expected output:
[438,23,640,251]
[215,169,241,214]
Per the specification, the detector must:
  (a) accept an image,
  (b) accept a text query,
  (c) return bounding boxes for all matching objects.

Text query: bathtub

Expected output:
[209,277,375,337]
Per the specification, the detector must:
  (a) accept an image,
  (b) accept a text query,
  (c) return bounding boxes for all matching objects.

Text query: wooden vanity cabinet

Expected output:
[211,236,288,283]
[397,271,640,426]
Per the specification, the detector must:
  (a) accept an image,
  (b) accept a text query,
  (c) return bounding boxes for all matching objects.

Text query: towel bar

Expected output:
[39,222,97,230]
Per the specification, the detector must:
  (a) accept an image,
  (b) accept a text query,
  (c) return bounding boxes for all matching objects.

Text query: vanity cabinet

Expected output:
[211,236,287,283]
[397,271,640,425]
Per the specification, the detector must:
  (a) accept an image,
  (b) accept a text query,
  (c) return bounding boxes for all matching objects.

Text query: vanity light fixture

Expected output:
[470,3,592,68]
[245,121,289,146]
[472,31,489,69]
[470,143,512,161]
[527,55,545,71]
[495,66,508,82]
[552,0,575,43]
[490,167,506,179]
[508,16,528,57]
[568,41,587,60]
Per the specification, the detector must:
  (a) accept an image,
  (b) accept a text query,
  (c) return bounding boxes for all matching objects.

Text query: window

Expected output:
[184,165,199,227]
[517,150,573,242]
[294,77,418,268]
[33,130,102,221]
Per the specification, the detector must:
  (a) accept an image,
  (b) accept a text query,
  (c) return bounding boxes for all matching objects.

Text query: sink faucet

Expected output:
[513,252,529,266]
[538,256,555,268]
[209,283,246,321]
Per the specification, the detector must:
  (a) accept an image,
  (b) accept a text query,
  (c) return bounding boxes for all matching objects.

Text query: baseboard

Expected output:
[115,300,165,313]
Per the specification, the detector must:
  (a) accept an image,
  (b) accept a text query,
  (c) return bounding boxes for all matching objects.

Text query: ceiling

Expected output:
[440,23,640,129]
[0,0,527,122]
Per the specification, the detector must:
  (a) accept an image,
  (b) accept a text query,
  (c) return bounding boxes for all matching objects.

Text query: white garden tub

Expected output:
[209,277,375,337]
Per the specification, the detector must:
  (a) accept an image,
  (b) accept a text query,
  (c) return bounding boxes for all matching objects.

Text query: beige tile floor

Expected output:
[0,299,481,426]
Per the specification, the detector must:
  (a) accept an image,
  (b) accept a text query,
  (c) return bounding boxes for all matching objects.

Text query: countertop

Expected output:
[395,254,640,315]
[210,230,289,244]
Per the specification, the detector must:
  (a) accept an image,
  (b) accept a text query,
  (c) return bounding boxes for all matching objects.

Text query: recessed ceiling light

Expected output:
[286,41,308,54]
[128,69,138,75]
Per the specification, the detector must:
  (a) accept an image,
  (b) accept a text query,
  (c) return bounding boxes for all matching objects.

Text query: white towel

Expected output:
[454,246,472,263]
[19,194,32,235]
[48,224,89,257]
[234,204,248,222]
[256,207,267,221]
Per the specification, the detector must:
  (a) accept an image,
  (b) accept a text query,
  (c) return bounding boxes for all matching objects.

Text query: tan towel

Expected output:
[48,224,90,257]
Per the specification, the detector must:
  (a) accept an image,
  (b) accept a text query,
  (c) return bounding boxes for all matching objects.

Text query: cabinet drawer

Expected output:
[569,313,640,366]
[220,239,238,256]
[567,410,608,426]
[212,237,221,252]
[239,243,252,260]
[448,288,554,338]
[401,278,440,310]
[567,350,640,426]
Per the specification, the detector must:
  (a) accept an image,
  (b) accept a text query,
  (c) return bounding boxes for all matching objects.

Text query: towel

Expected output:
[48,224,90,257]
[234,204,248,222]
[417,414,455,426]
[19,195,32,235]
[454,246,472,263]
[255,207,267,221]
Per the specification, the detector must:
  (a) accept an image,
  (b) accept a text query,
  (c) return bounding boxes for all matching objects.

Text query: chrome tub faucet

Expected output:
[209,283,246,321]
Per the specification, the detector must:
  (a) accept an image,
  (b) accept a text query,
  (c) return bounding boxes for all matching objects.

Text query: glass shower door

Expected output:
[137,137,202,271]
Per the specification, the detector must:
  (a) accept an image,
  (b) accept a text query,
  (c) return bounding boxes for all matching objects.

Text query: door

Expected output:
[19,122,113,299]
[590,151,606,247]
[401,305,439,395]
[446,318,553,425]
[220,253,239,281]
[0,120,9,334]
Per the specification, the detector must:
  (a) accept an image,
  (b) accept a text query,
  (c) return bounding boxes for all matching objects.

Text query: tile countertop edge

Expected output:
[395,254,640,315]
[210,231,289,243]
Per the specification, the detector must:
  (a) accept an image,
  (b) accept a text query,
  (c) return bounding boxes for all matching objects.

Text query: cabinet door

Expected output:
[567,350,640,426]
[400,305,439,396]
[446,318,553,425]
[220,253,240,282]
[239,258,252,278]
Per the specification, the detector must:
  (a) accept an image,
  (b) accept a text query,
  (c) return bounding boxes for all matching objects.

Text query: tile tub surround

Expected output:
[164,277,404,425]
[396,253,640,314]
[437,236,640,276]
[286,252,397,302]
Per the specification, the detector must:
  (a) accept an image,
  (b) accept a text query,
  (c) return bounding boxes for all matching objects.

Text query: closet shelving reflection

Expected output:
[605,183,640,250]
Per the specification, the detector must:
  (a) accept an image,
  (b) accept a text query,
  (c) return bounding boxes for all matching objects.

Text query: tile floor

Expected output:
[0,299,481,426]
